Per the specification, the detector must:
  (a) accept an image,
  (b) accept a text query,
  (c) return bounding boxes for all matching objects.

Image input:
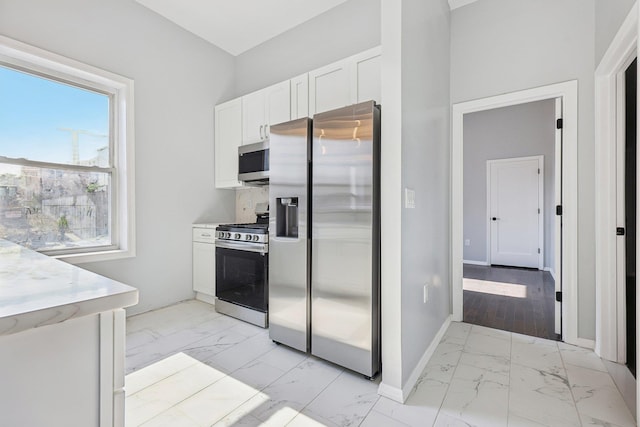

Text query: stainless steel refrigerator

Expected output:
[269,101,381,378]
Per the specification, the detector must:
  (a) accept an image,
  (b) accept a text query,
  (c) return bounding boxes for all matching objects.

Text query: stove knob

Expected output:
[235,233,241,240]
[246,235,252,241]
[253,235,259,242]
[225,232,231,239]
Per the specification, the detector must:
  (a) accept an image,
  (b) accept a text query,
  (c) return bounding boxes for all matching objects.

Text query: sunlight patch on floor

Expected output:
[125,352,265,426]
[463,278,527,298]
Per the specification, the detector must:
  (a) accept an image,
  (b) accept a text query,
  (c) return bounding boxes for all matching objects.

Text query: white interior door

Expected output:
[489,156,544,269]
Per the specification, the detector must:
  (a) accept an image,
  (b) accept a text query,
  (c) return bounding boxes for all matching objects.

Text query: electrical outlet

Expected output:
[423,284,429,303]
[464,239,471,246]
[405,188,415,209]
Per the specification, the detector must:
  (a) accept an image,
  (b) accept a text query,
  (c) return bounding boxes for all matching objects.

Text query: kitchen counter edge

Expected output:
[0,239,138,336]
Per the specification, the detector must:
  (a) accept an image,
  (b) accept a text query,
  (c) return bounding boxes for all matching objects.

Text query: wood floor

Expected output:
[463,264,560,341]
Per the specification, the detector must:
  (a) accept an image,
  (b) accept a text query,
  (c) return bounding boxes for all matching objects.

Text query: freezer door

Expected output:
[311,101,380,377]
[269,118,311,352]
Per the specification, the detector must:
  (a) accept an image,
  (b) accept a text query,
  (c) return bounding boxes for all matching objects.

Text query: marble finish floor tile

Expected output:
[509,362,580,426]
[565,364,635,427]
[302,370,380,426]
[125,301,635,427]
[603,359,637,419]
[558,341,608,372]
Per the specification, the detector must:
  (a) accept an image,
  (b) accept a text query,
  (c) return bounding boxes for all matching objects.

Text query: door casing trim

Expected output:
[594,2,638,362]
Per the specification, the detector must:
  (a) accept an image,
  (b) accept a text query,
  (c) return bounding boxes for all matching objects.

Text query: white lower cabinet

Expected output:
[193,225,217,304]
[0,310,126,427]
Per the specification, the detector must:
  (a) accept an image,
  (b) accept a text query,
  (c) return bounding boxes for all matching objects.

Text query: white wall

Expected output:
[0,0,237,315]
[451,0,596,340]
[378,0,451,392]
[463,100,556,270]
[399,0,451,385]
[594,0,636,67]
[234,0,381,96]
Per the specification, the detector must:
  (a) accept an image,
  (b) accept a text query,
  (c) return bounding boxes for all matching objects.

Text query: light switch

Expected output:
[405,188,415,209]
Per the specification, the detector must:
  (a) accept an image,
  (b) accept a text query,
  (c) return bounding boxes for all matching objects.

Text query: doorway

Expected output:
[461,101,557,340]
[452,80,579,345]
[622,57,637,376]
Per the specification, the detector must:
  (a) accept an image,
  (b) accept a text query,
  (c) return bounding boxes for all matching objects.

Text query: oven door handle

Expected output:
[215,239,268,254]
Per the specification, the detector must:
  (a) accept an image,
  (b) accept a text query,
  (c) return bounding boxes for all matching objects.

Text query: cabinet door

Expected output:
[242,89,266,144]
[308,59,350,115]
[350,46,381,105]
[265,80,291,136]
[193,240,216,296]
[214,98,243,189]
[290,73,309,120]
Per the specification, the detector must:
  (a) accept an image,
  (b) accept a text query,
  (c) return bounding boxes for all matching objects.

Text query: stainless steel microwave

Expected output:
[238,141,269,184]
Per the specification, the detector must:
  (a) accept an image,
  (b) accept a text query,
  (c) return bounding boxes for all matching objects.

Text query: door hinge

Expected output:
[556,205,562,215]
[538,208,540,214]
[538,248,541,254]
[556,118,563,129]
[617,227,625,236]
[556,291,562,302]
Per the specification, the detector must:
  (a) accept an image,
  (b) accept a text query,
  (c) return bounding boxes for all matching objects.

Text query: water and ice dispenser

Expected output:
[276,197,299,238]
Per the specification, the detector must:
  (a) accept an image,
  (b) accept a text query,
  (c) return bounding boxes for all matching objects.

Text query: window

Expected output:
[0,36,135,262]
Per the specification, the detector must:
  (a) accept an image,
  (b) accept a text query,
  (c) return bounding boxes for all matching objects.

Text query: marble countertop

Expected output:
[192,223,224,228]
[0,240,138,336]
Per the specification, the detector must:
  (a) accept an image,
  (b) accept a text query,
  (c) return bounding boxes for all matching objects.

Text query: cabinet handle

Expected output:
[265,124,269,138]
[259,125,264,140]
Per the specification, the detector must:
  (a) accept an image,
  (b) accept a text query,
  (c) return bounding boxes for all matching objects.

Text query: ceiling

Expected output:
[448,0,479,10]
[135,0,478,56]
[135,0,351,56]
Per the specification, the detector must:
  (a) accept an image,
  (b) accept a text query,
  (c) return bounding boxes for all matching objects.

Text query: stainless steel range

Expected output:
[214,203,269,328]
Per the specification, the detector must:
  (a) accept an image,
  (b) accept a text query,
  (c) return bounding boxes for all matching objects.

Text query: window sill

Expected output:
[54,248,135,265]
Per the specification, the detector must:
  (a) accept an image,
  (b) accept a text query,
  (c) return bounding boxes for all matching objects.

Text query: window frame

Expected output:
[0,35,135,263]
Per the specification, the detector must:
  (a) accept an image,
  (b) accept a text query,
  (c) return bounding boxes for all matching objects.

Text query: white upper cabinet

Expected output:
[308,59,351,116]
[242,81,291,143]
[290,73,309,120]
[214,98,243,189]
[350,46,381,105]
[214,47,380,189]
[266,80,291,130]
[241,90,266,144]
[308,46,381,116]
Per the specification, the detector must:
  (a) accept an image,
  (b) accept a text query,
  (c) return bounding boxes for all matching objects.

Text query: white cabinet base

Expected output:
[0,310,126,427]
[195,292,216,305]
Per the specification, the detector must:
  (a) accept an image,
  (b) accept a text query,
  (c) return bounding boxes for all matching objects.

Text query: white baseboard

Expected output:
[377,315,452,403]
[377,383,404,403]
[195,292,216,305]
[463,260,489,266]
[544,267,556,281]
